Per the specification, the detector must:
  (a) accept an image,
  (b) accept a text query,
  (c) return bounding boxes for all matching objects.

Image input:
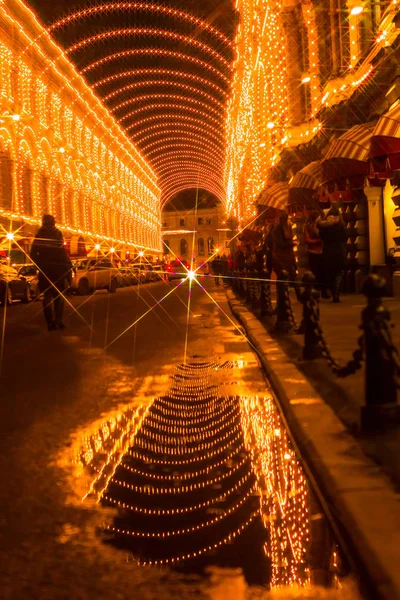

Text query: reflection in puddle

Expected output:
[67,359,359,597]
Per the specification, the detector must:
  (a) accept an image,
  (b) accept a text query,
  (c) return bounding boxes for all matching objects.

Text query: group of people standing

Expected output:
[303,204,347,302]
[231,203,347,303]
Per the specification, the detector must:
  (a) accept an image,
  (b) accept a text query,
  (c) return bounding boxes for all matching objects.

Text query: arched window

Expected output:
[207,237,214,255]
[198,237,205,256]
[180,238,188,256]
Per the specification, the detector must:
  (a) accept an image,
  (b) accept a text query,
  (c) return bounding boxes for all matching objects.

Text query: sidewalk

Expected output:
[230,284,400,492]
[225,284,400,599]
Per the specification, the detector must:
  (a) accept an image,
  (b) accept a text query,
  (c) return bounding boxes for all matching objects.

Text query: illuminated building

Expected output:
[162,202,231,263]
[225,0,400,288]
[0,0,161,260]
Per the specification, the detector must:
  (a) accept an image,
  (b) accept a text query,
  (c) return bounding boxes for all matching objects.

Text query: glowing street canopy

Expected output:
[45,2,234,206]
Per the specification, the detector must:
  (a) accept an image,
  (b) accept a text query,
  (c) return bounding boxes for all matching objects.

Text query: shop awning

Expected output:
[370,103,400,177]
[257,182,288,211]
[290,160,323,191]
[288,161,326,213]
[322,123,375,189]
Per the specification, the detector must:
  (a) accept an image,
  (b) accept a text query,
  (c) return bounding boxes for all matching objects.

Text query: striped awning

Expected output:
[289,161,322,191]
[370,103,400,176]
[257,182,288,211]
[322,123,375,188]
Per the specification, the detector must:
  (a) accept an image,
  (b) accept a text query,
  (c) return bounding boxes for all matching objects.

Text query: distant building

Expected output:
[162,204,231,265]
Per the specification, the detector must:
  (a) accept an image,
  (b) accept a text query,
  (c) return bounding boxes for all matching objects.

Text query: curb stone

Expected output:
[226,288,400,600]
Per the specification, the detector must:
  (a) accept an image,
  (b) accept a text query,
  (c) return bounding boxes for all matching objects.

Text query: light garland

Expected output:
[49,3,233,49]
[113,454,248,495]
[102,471,253,514]
[67,29,232,73]
[104,486,257,539]
[102,70,227,101]
[0,10,161,254]
[135,513,258,567]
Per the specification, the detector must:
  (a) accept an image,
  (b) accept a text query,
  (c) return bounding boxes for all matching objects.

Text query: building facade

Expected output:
[0,0,161,262]
[225,0,400,289]
[162,204,231,265]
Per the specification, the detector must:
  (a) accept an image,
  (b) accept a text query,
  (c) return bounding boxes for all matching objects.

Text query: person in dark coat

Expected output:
[304,210,330,298]
[318,204,347,303]
[235,248,246,272]
[272,213,297,280]
[30,214,72,330]
[211,254,222,285]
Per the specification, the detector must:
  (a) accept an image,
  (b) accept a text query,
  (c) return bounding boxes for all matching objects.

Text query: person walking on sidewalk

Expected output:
[272,213,300,299]
[30,214,73,330]
[318,204,347,303]
[212,254,222,285]
[304,210,330,298]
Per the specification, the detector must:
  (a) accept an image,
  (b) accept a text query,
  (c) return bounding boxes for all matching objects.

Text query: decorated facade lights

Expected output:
[239,395,311,587]
[0,9,161,254]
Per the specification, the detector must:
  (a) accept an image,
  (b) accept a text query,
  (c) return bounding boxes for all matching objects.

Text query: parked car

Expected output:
[131,263,152,283]
[0,263,30,305]
[118,266,137,287]
[165,260,190,281]
[152,264,166,281]
[18,264,40,299]
[130,266,146,285]
[70,257,119,295]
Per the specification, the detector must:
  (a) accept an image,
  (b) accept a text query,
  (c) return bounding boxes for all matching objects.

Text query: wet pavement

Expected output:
[0,279,363,598]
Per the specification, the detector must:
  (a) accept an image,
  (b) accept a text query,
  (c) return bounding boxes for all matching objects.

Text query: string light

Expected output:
[135,513,258,566]
[118,96,225,122]
[104,487,257,538]
[49,3,233,49]
[102,70,227,101]
[0,8,161,255]
[86,49,230,84]
[66,29,232,73]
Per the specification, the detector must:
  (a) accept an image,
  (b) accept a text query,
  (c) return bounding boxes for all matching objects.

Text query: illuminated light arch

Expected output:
[130,121,223,145]
[139,137,223,158]
[84,49,230,84]
[109,80,225,111]
[119,98,223,123]
[66,29,232,73]
[161,183,224,204]
[49,3,233,49]
[156,161,224,178]
[126,114,223,137]
[96,70,227,99]
[161,188,222,206]
[32,152,50,217]
[135,127,223,149]
[151,151,224,172]
[144,142,224,162]
[159,172,224,191]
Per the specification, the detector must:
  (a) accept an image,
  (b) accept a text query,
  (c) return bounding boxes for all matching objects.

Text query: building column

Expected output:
[365,186,385,266]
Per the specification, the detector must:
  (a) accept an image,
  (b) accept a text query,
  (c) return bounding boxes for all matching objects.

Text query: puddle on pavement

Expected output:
[66,358,363,598]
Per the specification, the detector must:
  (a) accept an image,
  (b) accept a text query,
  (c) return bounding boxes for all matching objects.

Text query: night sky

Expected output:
[25,0,237,208]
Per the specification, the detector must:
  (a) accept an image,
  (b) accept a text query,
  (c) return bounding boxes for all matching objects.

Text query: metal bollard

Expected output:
[274,271,294,334]
[260,272,274,319]
[299,272,323,360]
[360,274,400,431]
